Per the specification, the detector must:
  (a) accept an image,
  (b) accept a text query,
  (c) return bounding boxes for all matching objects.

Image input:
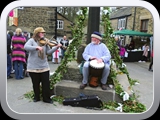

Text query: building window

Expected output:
[140,19,148,32]
[57,20,63,29]
[118,18,126,30]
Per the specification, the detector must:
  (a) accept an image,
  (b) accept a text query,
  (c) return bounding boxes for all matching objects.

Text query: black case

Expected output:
[63,95,103,108]
[63,97,81,107]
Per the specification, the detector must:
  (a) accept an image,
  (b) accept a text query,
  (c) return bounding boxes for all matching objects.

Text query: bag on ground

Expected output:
[63,94,103,108]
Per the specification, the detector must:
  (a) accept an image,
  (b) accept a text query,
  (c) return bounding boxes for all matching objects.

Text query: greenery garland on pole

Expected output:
[100,7,146,112]
[24,7,146,113]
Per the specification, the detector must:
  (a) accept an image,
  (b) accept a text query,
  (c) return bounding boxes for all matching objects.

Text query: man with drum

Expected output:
[80,31,111,90]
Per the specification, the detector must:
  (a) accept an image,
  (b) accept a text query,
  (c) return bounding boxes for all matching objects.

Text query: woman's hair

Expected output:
[32,33,40,41]
[15,28,22,36]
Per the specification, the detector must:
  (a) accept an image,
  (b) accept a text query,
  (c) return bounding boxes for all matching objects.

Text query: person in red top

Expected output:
[52,48,60,64]
[148,50,153,72]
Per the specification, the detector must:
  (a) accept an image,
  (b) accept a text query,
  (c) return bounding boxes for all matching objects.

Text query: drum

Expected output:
[89,60,105,87]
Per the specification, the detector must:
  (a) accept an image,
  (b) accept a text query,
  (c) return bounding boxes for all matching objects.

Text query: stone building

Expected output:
[109,7,153,49]
[7,7,73,40]
[109,7,153,34]
[56,12,74,43]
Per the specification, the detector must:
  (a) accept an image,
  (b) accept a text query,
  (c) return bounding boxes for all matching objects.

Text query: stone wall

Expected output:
[62,61,82,82]
[7,7,73,39]
[136,7,153,34]
[7,7,56,39]
[129,7,153,34]
[126,16,133,30]
[110,19,118,30]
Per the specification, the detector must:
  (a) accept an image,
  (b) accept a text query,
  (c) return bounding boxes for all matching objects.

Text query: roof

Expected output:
[57,12,74,24]
[110,7,133,19]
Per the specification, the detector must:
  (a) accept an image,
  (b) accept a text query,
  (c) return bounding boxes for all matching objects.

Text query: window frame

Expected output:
[57,20,64,29]
[140,19,149,32]
[117,18,126,30]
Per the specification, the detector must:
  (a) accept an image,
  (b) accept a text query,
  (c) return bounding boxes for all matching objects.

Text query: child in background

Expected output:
[52,48,60,64]
[119,45,126,61]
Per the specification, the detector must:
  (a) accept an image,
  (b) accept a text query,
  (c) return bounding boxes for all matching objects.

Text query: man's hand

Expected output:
[96,58,103,63]
[90,57,97,60]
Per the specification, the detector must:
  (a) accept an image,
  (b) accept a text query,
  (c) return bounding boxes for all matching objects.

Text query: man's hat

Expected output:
[33,27,45,35]
[91,31,102,40]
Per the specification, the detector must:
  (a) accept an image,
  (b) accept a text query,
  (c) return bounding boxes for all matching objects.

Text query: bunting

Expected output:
[8,8,18,26]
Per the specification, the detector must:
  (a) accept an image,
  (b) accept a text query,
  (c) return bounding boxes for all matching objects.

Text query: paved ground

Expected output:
[124,62,153,110]
[6,61,153,114]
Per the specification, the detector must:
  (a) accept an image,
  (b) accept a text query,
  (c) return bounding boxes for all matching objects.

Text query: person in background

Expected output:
[142,43,147,51]
[148,50,153,72]
[52,47,60,64]
[139,44,149,62]
[23,31,30,77]
[23,31,29,42]
[128,39,135,50]
[8,31,15,74]
[119,45,126,62]
[114,36,120,50]
[11,28,26,80]
[80,31,111,90]
[30,33,33,38]
[24,27,62,104]
[125,44,129,50]
[7,31,13,79]
[60,35,69,60]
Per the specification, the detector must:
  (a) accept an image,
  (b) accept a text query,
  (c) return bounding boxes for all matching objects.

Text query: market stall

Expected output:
[123,50,150,62]
[113,29,153,62]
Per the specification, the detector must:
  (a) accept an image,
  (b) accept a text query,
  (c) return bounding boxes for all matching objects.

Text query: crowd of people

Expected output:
[7,27,62,104]
[7,28,30,79]
[7,29,69,80]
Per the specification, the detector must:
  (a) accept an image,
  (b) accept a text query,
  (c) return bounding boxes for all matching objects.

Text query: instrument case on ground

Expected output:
[62,94,103,109]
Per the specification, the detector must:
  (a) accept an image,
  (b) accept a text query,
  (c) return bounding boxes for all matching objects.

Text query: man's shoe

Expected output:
[7,76,13,79]
[11,70,15,74]
[101,84,107,90]
[33,98,40,102]
[80,84,87,89]
[148,69,153,72]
